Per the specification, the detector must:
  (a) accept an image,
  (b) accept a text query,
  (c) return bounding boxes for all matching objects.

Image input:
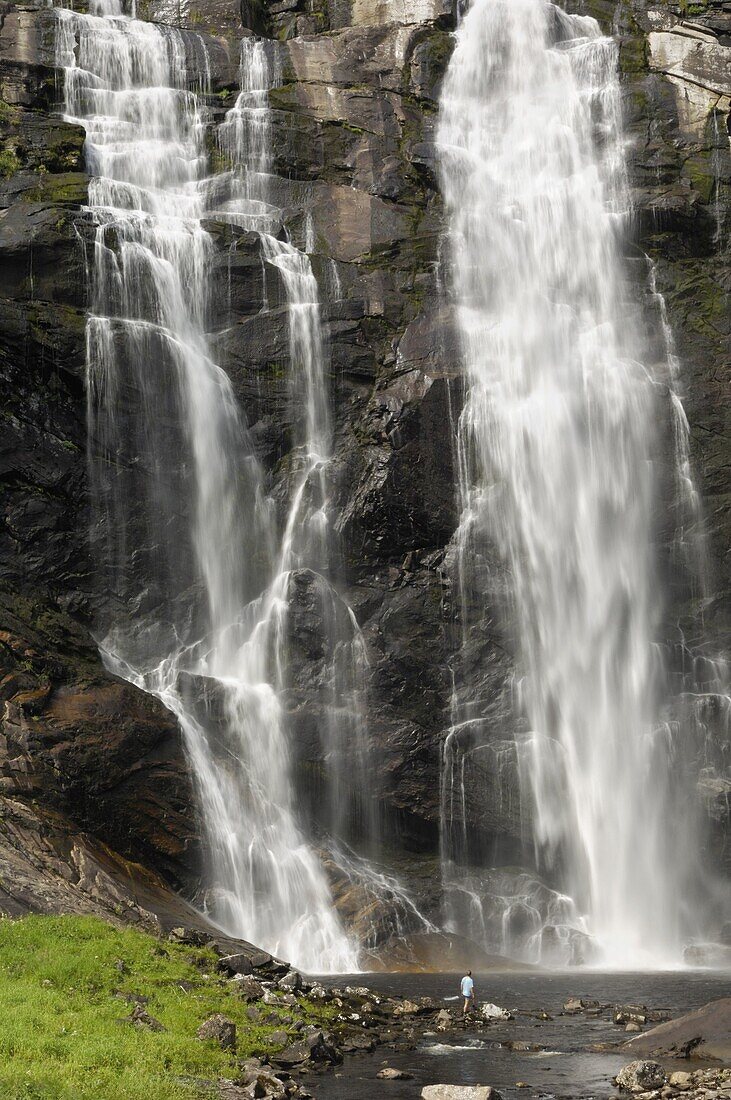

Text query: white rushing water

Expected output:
[437,0,700,965]
[55,4,361,970]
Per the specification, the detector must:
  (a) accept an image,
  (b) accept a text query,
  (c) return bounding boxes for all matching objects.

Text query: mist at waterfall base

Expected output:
[437,0,729,970]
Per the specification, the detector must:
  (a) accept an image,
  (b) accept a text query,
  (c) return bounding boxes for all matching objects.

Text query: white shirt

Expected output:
[461,975,474,997]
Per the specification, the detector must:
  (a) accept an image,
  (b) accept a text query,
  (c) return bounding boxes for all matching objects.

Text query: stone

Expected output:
[616,1007,648,1026]
[240,1070,287,1098]
[421,1088,502,1100]
[267,1030,289,1047]
[668,1072,694,1091]
[563,997,600,1014]
[233,976,266,1001]
[169,927,212,947]
[273,1030,342,1067]
[217,1083,251,1100]
[625,1000,731,1063]
[435,1009,452,1031]
[277,969,302,992]
[196,1015,237,1051]
[127,1004,165,1032]
[237,1058,264,1079]
[342,1033,376,1053]
[378,1068,414,1080]
[616,1061,666,1092]
[647,28,731,138]
[626,1022,643,1033]
[217,954,255,977]
[392,999,421,1016]
[480,1003,513,1021]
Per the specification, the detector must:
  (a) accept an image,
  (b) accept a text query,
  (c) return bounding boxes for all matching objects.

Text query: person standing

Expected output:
[460,970,475,1018]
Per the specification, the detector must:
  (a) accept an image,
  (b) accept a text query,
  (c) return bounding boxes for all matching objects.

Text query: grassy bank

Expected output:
[0,915,329,1100]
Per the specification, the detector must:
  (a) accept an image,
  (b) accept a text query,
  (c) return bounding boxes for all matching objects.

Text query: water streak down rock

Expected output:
[437,0,728,965]
[55,4,362,970]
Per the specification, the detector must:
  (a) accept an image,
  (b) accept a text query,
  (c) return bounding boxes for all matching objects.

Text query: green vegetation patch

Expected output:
[0,915,327,1100]
[0,147,21,179]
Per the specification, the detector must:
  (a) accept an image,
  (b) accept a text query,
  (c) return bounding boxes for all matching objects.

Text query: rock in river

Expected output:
[421,1088,503,1100]
[625,999,731,1063]
[615,1060,666,1092]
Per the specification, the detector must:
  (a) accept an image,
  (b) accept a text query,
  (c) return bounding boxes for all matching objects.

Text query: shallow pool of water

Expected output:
[311,970,731,1099]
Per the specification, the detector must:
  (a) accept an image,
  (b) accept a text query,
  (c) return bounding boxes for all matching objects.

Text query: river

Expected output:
[314,970,731,1099]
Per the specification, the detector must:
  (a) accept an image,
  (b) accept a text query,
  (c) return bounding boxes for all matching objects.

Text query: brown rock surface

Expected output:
[625,998,731,1062]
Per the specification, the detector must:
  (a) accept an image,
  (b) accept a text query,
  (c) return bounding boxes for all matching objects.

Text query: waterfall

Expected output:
[55,4,359,970]
[220,38,377,865]
[437,0,702,965]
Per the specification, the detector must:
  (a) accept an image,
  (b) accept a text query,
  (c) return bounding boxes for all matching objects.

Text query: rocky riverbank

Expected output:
[0,914,729,1100]
[150,938,731,1100]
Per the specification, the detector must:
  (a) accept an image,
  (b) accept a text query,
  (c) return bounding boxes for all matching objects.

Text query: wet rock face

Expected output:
[0,0,728,925]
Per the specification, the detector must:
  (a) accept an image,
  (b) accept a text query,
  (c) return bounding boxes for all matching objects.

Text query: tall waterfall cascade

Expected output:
[54,1,375,971]
[437,0,725,966]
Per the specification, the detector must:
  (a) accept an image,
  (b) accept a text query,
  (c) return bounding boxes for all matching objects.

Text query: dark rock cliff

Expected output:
[0,0,728,924]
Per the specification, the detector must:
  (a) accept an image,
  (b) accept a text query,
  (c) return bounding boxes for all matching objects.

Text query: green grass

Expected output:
[0,916,325,1100]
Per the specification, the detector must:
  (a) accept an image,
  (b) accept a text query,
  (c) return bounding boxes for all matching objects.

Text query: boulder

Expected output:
[277,969,302,992]
[267,1030,289,1047]
[127,1004,165,1032]
[237,1058,264,1079]
[218,954,255,977]
[378,1068,414,1080]
[217,1083,252,1100]
[168,927,212,947]
[196,1015,237,1051]
[421,1088,502,1100]
[308,982,329,1000]
[233,976,266,1001]
[616,1007,648,1026]
[668,1071,693,1091]
[273,1030,341,1067]
[480,1003,513,1021]
[564,997,600,1014]
[342,1033,376,1053]
[625,999,731,1063]
[615,1061,666,1092]
[435,1008,452,1031]
[240,1072,287,1099]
